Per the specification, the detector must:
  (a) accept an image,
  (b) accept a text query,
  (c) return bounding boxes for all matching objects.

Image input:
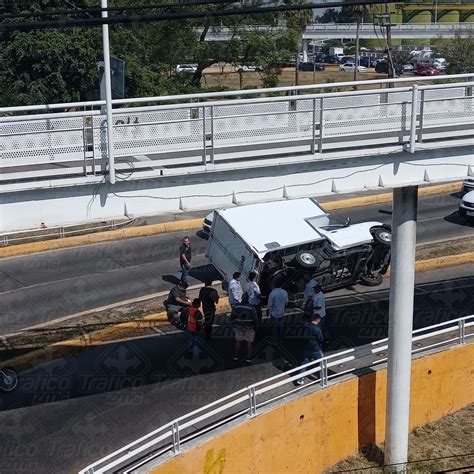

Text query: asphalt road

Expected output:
[0,192,472,334]
[0,266,472,474]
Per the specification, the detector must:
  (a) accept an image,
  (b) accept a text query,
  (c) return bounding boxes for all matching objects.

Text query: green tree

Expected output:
[439,31,474,74]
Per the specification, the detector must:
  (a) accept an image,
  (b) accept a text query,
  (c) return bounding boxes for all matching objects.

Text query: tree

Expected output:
[439,31,474,74]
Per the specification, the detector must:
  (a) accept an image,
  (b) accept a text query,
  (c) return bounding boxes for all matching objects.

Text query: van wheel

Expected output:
[294,251,318,268]
[360,272,383,287]
[372,228,392,247]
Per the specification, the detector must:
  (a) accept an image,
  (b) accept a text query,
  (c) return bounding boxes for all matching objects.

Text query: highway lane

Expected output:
[0,192,472,334]
[0,266,472,474]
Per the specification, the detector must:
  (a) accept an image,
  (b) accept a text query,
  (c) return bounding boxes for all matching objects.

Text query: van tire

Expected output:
[360,272,383,287]
[294,251,318,268]
[372,228,392,247]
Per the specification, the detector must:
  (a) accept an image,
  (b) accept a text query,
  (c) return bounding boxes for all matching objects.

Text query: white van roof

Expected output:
[216,198,329,255]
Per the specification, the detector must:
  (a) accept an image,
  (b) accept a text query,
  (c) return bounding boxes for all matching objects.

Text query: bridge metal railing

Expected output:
[1,74,473,184]
[79,314,474,474]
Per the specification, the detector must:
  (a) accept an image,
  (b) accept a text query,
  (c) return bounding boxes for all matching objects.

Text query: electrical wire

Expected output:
[0,0,243,20]
[0,0,396,32]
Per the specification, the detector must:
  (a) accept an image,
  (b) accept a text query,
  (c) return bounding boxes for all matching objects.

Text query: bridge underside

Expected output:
[1,140,472,232]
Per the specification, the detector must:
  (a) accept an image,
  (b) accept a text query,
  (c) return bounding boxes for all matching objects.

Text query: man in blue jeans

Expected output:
[179,236,192,284]
[267,282,288,344]
[294,313,324,386]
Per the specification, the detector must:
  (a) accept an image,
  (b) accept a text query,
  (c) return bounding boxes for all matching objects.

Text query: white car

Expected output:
[462,179,474,195]
[235,65,261,73]
[459,190,474,219]
[176,64,197,73]
[202,211,214,235]
[339,63,367,72]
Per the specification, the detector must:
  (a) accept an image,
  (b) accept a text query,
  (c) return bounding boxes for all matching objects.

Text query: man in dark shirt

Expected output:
[294,313,324,386]
[179,236,192,284]
[165,281,191,326]
[199,280,220,339]
[230,293,259,363]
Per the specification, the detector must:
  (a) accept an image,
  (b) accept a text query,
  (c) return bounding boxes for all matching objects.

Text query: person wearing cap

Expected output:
[246,271,262,324]
[228,272,243,307]
[164,281,191,326]
[294,313,324,386]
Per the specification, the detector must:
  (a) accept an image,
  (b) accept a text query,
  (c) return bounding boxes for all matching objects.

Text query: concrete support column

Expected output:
[384,185,418,470]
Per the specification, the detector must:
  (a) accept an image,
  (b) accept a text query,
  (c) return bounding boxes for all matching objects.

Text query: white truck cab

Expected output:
[206,198,392,303]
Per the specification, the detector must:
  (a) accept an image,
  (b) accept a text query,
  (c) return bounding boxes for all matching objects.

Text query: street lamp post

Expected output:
[101,0,116,184]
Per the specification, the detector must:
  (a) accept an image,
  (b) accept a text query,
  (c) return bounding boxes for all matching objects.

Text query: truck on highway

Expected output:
[206,199,392,304]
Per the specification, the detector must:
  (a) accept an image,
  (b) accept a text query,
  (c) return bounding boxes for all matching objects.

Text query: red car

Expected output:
[414,64,440,76]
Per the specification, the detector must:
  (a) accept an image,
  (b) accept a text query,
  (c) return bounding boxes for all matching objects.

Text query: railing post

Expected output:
[409,85,418,154]
[417,89,425,143]
[458,319,466,345]
[318,97,324,153]
[248,386,257,417]
[202,106,207,165]
[311,97,317,154]
[171,421,181,453]
[320,358,328,387]
[210,105,215,164]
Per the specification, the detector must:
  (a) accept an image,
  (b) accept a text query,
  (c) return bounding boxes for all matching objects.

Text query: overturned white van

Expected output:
[206,198,391,303]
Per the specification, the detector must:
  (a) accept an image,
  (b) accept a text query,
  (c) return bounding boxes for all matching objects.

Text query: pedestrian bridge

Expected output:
[0,74,473,232]
[201,23,474,41]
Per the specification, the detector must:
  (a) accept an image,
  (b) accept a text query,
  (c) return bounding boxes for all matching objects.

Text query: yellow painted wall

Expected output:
[151,343,474,474]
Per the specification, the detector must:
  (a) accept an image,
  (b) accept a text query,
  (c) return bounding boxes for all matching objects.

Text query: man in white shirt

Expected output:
[267,282,288,344]
[228,272,243,307]
[246,271,262,323]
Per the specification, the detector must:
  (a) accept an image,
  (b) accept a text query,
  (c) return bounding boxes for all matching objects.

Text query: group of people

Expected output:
[166,236,328,381]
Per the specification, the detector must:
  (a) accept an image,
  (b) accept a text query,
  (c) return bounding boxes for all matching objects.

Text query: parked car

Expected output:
[202,211,214,236]
[459,190,474,219]
[462,179,474,195]
[206,198,392,304]
[340,63,367,72]
[414,63,439,76]
[375,61,404,76]
[403,63,414,72]
[432,58,447,71]
[176,64,197,73]
[298,62,325,72]
[340,56,355,64]
[235,65,262,73]
[360,57,378,68]
[324,55,339,64]
[314,52,326,62]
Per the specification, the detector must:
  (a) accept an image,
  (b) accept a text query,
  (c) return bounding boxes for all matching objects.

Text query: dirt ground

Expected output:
[201,65,420,91]
[328,403,474,473]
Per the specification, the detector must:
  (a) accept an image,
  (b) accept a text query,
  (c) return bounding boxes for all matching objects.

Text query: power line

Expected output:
[0,0,241,20]
[0,0,398,32]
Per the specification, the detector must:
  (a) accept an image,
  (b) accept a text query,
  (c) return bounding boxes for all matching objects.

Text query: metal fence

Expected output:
[1,74,473,184]
[79,314,474,474]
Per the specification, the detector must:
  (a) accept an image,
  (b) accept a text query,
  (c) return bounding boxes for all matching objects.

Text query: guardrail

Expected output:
[79,314,474,474]
[1,75,473,185]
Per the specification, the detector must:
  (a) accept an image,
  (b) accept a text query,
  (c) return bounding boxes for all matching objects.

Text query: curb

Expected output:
[0,182,462,259]
[2,249,472,372]
[0,218,204,259]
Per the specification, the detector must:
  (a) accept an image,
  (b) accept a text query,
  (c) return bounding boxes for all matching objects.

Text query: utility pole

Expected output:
[374,8,395,87]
